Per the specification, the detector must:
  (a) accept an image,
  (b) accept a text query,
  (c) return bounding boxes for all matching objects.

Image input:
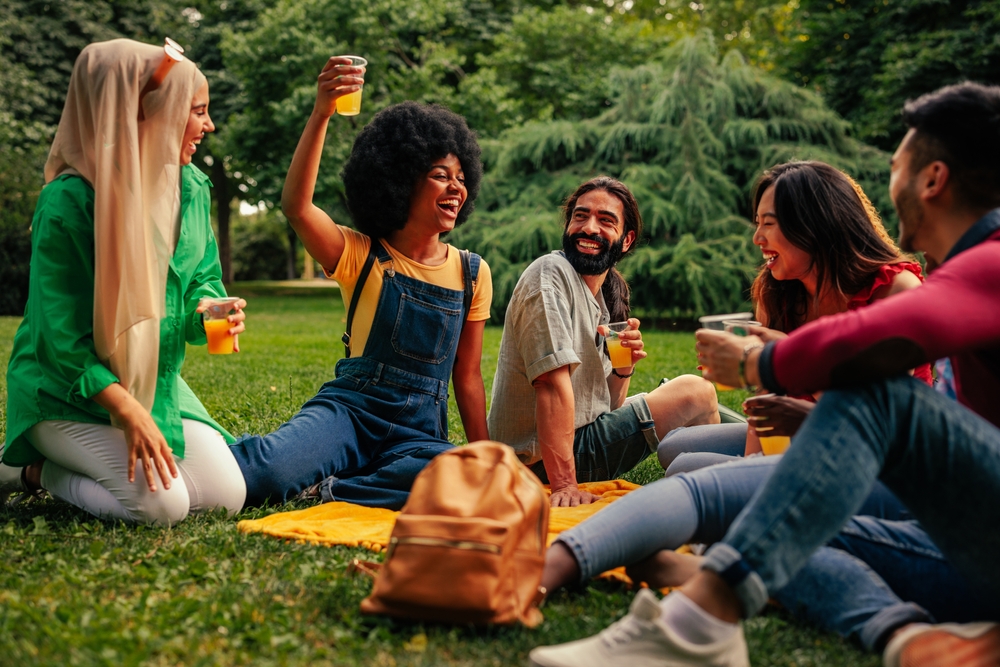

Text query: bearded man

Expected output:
[488,177,720,508]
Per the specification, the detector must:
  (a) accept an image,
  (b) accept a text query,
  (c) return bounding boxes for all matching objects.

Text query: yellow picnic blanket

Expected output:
[237,480,644,584]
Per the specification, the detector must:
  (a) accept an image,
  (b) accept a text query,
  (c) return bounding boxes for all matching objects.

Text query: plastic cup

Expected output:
[202,297,240,355]
[759,435,791,456]
[724,319,762,336]
[697,313,754,390]
[605,322,633,369]
[335,56,367,116]
[697,312,753,332]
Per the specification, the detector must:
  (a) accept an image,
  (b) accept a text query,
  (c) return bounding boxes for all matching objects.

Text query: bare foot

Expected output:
[626,549,703,589]
[540,541,581,595]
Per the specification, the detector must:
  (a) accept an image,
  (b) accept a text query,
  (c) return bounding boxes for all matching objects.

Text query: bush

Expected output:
[231,207,290,281]
[0,111,49,316]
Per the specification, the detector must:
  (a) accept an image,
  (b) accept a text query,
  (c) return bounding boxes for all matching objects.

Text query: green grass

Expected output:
[0,296,879,666]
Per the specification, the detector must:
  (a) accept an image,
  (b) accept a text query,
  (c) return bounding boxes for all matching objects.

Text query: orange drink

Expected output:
[335,56,367,116]
[607,336,633,369]
[201,296,241,355]
[606,322,633,369]
[205,318,235,355]
[759,435,791,456]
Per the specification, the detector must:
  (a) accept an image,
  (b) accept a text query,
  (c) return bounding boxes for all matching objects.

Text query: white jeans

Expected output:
[27,419,247,525]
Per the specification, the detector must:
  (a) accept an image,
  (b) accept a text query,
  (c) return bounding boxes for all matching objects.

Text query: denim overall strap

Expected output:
[341,241,381,359]
[348,241,471,393]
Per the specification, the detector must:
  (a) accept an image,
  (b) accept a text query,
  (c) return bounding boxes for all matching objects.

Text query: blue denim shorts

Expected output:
[531,396,659,483]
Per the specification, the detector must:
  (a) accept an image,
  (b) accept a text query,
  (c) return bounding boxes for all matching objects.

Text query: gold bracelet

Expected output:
[739,343,764,390]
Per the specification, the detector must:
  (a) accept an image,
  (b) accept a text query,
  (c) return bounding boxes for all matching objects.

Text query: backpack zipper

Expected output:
[387,536,502,560]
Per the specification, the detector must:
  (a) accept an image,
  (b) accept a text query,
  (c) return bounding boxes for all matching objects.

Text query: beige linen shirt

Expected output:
[488,251,613,465]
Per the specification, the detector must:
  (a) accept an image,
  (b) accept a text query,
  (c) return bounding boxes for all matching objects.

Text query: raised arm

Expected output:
[281,57,364,273]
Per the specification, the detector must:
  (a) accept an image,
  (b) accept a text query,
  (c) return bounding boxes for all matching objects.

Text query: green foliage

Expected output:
[450,33,890,321]
[784,0,1000,149]
[231,208,291,281]
[0,113,48,315]
[456,6,662,134]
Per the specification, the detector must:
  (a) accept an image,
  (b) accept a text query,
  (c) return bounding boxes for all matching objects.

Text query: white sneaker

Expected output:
[883,622,1000,667]
[529,589,750,667]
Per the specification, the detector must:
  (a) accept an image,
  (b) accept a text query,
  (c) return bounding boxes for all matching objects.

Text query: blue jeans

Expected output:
[658,423,747,476]
[777,517,1000,650]
[556,456,907,583]
[229,240,478,510]
[703,375,1000,618]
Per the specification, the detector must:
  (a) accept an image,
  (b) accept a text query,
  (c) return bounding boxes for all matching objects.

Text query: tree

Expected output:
[449,33,891,321]
[784,0,1000,149]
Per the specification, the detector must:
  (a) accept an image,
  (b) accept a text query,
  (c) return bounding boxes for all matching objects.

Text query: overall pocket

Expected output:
[391,294,461,365]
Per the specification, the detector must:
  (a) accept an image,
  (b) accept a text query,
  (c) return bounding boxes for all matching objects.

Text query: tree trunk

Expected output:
[286,224,298,279]
[303,250,315,279]
[210,157,233,283]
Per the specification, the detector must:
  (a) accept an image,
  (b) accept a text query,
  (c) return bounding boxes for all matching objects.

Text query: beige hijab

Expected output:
[45,39,206,413]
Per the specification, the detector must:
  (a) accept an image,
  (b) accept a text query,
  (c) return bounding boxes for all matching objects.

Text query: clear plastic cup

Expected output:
[202,297,240,355]
[605,322,632,369]
[724,319,762,336]
[335,56,367,116]
[697,313,754,390]
[697,312,753,331]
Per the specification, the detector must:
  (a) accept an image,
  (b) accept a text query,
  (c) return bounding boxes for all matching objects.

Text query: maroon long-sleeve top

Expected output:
[759,211,1000,428]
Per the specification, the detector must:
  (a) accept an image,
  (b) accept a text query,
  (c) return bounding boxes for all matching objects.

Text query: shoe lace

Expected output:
[601,614,648,647]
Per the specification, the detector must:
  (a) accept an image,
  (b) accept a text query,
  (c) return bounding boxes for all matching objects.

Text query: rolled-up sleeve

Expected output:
[510,270,582,384]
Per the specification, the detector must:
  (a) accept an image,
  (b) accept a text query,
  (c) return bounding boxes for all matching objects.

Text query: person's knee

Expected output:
[129,487,190,526]
[653,374,718,417]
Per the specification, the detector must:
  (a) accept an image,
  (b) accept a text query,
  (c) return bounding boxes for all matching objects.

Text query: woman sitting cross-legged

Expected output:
[3,39,248,524]
[657,161,930,476]
[226,59,492,510]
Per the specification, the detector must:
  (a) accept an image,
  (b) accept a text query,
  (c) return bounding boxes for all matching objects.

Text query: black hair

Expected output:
[562,176,643,323]
[902,82,1000,210]
[341,101,482,237]
[750,161,904,332]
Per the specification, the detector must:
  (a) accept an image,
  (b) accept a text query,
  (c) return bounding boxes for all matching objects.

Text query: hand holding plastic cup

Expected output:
[605,321,634,369]
[201,297,241,355]
[335,55,367,116]
[697,312,754,390]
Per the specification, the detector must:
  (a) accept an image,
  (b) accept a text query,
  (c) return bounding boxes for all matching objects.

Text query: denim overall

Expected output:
[230,240,480,509]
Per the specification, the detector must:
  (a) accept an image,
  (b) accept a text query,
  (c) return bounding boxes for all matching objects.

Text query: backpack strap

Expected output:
[342,238,393,358]
[459,249,481,331]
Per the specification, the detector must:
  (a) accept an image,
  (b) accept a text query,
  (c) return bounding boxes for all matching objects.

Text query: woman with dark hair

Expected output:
[226,58,492,510]
[657,161,930,475]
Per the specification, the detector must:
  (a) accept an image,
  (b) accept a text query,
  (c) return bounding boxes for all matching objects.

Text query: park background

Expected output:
[0,0,997,665]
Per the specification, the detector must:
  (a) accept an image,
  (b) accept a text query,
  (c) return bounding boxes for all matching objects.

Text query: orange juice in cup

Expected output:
[335,56,367,116]
[606,322,633,369]
[759,435,791,456]
[202,297,240,355]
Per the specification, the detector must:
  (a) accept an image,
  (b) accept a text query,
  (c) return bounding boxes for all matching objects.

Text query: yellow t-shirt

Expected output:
[330,226,493,357]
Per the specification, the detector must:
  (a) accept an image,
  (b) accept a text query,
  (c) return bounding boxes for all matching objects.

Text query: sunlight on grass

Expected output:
[0,297,878,666]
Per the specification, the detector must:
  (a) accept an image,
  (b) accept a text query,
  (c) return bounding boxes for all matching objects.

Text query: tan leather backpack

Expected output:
[359,441,549,627]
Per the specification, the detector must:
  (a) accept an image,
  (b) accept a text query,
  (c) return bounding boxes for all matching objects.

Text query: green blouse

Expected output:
[3,165,234,466]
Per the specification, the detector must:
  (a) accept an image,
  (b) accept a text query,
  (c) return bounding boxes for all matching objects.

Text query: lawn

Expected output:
[0,293,879,667]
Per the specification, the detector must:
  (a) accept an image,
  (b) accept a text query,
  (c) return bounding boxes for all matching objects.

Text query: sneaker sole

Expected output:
[900,626,1000,667]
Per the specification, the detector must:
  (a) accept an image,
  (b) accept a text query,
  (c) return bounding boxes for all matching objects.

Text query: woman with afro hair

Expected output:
[226,57,492,510]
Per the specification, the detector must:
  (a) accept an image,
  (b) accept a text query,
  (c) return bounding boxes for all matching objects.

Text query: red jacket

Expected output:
[759,212,1000,428]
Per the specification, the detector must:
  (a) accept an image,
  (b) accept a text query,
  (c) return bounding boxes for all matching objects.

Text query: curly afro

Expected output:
[342,101,482,238]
